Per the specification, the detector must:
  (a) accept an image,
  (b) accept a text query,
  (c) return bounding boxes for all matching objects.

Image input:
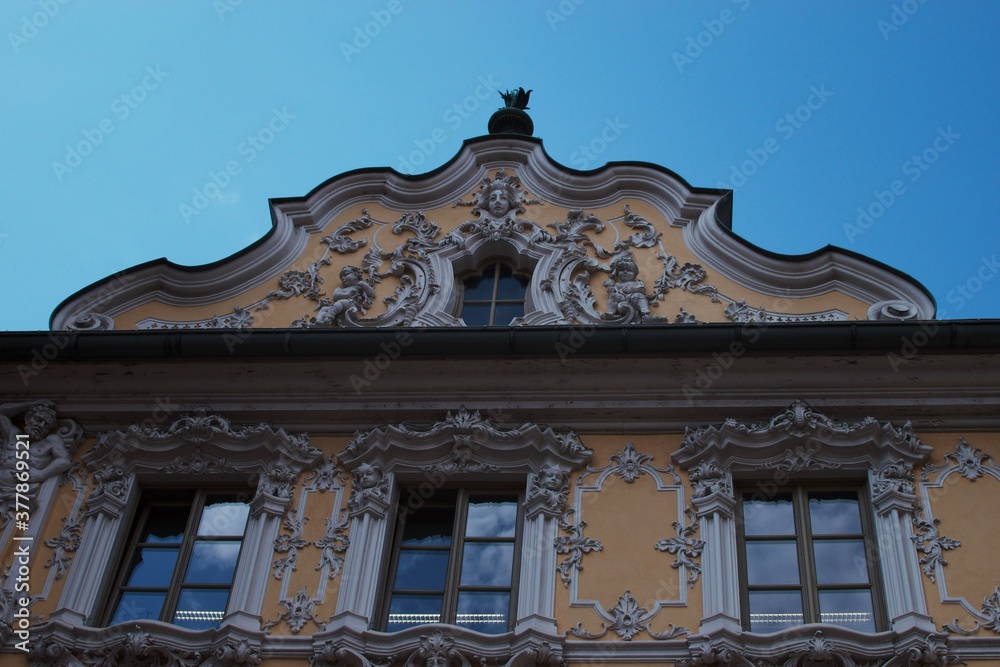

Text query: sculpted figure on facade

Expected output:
[314,265,376,326]
[604,254,653,321]
[0,401,82,517]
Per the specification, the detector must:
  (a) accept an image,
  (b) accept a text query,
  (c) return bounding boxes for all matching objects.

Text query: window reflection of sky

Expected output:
[197,501,250,536]
[809,494,862,534]
[746,541,799,585]
[460,543,513,586]
[183,541,241,584]
[466,500,517,537]
[743,495,794,536]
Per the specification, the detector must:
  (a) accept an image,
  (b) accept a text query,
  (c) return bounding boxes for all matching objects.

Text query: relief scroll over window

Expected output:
[671,401,952,667]
[317,408,591,667]
[30,407,321,666]
[132,168,850,331]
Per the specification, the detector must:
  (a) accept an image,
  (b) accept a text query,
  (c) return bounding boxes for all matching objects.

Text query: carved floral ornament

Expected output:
[84,405,321,502]
[130,169,850,330]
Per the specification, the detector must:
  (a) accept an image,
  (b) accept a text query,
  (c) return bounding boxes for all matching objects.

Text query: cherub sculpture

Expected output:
[604,255,652,320]
[314,265,375,326]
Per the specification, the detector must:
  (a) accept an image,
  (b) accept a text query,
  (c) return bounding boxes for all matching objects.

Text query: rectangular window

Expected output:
[103,490,250,630]
[737,486,884,634]
[381,488,522,634]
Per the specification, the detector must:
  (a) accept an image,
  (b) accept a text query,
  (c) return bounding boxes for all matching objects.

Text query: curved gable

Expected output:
[50,135,934,331]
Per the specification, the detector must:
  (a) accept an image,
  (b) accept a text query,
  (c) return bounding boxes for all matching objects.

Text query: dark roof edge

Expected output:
[3,321,998,363]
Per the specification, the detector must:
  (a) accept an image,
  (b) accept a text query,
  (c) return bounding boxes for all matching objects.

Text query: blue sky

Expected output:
[2,0,998,330]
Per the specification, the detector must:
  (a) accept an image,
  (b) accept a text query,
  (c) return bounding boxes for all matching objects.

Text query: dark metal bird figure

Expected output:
[499,87,532,110]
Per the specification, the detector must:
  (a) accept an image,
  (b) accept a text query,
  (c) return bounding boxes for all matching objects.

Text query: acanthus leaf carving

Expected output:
[315,509,350,580]
[912,506,961,583]
[568,590,690,642]
[555,508,602,587]
[654,507,704,587]
[944,587,1000,636]
[215,638,263,667]
[871,458,916,497]
[578,441,680,485]
[922,437,998,482]
[273,508,309,580]
[689,461,733,501]
[263,586,330,634]
[402,629,471,667]
[43,515,84,580]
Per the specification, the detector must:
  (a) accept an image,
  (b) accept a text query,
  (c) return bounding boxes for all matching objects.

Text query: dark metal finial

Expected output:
[499,87,532,110]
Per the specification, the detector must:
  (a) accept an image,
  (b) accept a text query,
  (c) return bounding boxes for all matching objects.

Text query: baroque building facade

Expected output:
[2,98,999,666]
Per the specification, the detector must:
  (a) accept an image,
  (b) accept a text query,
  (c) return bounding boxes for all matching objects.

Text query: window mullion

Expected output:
[442,489,469,625]
[163,491,203,623]
[794,487,820,625]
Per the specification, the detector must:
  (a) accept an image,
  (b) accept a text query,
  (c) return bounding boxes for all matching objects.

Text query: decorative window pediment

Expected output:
[671,401,944,665]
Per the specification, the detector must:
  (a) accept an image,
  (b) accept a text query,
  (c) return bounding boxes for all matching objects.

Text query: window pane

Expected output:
[466,497,518,538]
[172,588,230,630]
[809,492,862,535]
[463,268,496,300]
[496,272,528,300]
[183,541,243,584]
[742,493,794,535]
[124,547,179,587]
[109,591,166,625]
[493,304,524,325]
[139,507,188,543]
[198,499,250,536]
[456,591,510,634]
[813,539,870,585]
[393,550,450,591]
[460,543,514,586]
[748,590,804,633]
[819,590,876,632]
[461,303,492,326]
[386,594,443,630]
[401,506,455,546]
[745,540,799,585]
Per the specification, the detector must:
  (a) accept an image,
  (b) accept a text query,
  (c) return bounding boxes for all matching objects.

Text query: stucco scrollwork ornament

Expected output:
[868,299,920,321]
[922,437,999,482]
[162,447,234,475]
[0,400,83,522]
[44,515,84,579]
[53,625,204,667]
[555,508,603,587]
[526,464,570,514]
[760,442,840,473]
[579,441,680,485]
[403,629,471,667]
[315,509,350,580]
[305,454,350,493]
[215,638,263,667]
[568,590,689,641]
[65,311,114,331]
[420,435,501,474]
[257,461,301,500]
[263,586,330,634]
[944,587,1000,636]
[654,507,705,587]
[689,461,733,501]
[273,509,309,580]
[453,169,543,240]
[911,506,960,583]
[347,462,390,516]
[207,305,255,329]
[872,459,917,497]
[89,462,133,504]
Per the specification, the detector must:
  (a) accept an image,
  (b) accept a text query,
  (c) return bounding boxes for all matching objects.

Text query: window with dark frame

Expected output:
[381,488,522,634]
[103,490,250,630]
[459,261,529,326]
[737,485,884,634]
